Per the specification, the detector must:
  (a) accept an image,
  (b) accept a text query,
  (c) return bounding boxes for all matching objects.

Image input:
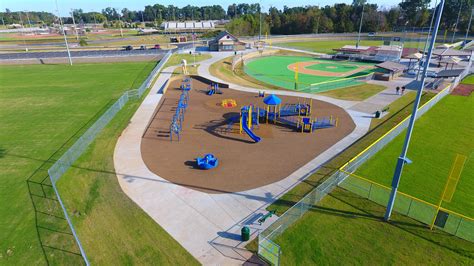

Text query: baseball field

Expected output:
[244,56,378,93]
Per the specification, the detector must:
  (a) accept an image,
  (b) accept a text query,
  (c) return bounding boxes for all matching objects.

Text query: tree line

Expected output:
[1,1,472,37]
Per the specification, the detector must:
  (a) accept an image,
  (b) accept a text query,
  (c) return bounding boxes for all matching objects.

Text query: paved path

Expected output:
[349,77,414,114]
[113,51,413,265]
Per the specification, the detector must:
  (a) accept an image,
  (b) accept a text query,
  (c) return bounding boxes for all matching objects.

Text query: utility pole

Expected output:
[18,11,28,52]
[356,4,365,48]
[452,0,463,43]
[384,0,445,222]
[465,7,474,44]
[117,8,123,37]
[25,10,32,34]
[259,1,262,41]
[70,9,79,41]
[56,0,73,66]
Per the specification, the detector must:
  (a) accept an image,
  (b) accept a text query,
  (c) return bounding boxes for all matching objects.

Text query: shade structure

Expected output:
[263,94,282,105]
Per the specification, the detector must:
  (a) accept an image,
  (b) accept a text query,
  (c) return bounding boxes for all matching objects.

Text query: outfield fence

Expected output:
[257,66,473,264]
[47,50,172,265]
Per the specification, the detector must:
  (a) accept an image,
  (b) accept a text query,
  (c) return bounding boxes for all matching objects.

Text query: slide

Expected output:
[241,112,261,143]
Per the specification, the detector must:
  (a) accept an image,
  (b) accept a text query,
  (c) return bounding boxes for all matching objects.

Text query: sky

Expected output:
[1,0,402,16]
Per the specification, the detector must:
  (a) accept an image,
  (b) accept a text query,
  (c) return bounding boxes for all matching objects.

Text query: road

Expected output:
[0,43,195,60]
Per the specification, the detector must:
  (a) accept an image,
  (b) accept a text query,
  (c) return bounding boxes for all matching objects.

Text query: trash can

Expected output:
[241,226,250,241]
[374,111,381,118]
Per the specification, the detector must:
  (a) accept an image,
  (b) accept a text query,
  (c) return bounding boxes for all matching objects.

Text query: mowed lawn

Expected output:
[273,187,474,265]
[0,62,196,264]
[356,94,474,217]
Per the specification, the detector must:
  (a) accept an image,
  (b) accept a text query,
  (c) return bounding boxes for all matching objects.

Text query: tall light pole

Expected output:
[259,1,262,41]
[356,3,365,48]
[70,9,79,41]
[384,0,445,222]
[18,11,28,52]
[451,0,463,43]
[465,7,474,44]
[25,10,32,33]
[56,0,73,65]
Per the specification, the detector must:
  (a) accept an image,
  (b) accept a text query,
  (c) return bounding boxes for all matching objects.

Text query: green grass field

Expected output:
[244,56,376,91]
[318,83,386,101]
[461,74,474,85]
[0,62,196,264]
[271,187,474,265]
[245,91,473,264]
[356,94,474,217]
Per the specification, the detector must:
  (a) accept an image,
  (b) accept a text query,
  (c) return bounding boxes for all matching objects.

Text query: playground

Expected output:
[243,55,377,92]
[140,77,355,193]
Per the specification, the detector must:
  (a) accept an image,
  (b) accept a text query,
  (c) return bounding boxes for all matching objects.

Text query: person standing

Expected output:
[401,86,406,95]
[396,86,400,95]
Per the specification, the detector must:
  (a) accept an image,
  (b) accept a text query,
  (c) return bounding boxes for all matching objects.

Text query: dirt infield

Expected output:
[287,61,371,78]
[451,84,474,96]
[141,77,355,193]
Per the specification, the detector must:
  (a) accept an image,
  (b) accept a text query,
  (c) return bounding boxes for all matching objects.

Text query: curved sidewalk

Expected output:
[114,53,373,265]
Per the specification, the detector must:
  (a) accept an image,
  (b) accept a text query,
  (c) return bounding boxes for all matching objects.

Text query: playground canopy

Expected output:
[263,94,282,105]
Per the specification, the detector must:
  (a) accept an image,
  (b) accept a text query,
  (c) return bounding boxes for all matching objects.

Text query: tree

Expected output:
[399,0,430,27]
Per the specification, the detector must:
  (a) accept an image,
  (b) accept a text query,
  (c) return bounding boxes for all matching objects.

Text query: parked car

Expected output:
[152,44,161,49]
[124,45,133,51]
[139,45,146,50]
[368,32,376,37]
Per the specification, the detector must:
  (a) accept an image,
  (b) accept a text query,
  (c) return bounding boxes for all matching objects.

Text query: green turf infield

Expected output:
[355,94,474,217]
[244,56,376,92]
[306,62,359,73]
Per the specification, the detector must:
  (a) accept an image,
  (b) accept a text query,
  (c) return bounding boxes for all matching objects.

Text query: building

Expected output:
[373,61,406,81]
[161,20,215,33]
[334,44,402,62]
[208,31,245,52]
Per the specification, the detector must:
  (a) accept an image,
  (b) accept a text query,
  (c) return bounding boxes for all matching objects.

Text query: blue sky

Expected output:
[1,0,401,16]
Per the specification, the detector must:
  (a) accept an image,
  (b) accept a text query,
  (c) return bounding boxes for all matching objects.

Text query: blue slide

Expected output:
[241,112,261,143]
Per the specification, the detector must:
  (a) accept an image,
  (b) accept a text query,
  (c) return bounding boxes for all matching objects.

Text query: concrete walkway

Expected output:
[349,77,414,114]
[113,51,408,265]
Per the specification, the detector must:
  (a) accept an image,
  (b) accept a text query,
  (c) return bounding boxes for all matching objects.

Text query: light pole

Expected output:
[56,0,73,65]
[259,1,262,41]
[465,7,474,44]
[356,4,365,48]
[70,9,79,41]
[18,11,28,52]
[451,0,463,43]
[384,0,445,222]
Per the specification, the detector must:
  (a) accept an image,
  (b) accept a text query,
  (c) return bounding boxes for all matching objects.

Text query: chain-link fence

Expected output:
[257,66,473,264]
[47,51,172,265]
[258,170,347,264]
[339,173,474,242]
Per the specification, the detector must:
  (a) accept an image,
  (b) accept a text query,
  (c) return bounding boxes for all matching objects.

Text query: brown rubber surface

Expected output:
[141,77,356,194]
[451,84,474,96]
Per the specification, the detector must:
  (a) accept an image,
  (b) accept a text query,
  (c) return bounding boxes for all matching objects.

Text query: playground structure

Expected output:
[228,94,338,142]
[141,77,356,193]
[221,99,237,108]
[196,153,219,170]
[207,83,222,95]
[170,78,191,141]
[181,59,188,75]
